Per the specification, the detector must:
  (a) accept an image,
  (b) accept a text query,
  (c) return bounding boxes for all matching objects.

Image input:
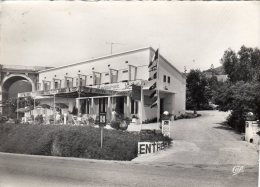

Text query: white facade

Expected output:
[20,47,186,123]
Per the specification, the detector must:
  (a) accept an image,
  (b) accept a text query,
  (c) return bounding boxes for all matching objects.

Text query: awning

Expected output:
[54,103,68,109]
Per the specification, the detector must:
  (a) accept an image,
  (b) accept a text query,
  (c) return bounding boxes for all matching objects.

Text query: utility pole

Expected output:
[105,42,123,55]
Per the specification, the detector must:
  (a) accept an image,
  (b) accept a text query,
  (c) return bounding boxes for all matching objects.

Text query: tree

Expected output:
[221,48,239,82]
[211,45,260,133]
[4,96,39,119]
[214,81,260,132]
[186,69,209,111]
[221,46,260,82]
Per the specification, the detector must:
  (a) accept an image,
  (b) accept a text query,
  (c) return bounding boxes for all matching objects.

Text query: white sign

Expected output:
[138,141,168,155]
[93,80,143,91]
[162,120,171,137]
[18,92,36,98]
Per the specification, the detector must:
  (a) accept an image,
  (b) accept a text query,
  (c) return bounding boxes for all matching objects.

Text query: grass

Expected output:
[0,123,172,161]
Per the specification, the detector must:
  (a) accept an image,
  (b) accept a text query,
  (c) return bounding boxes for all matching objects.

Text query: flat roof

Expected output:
[38,46,151,73]
[38,46,186,79]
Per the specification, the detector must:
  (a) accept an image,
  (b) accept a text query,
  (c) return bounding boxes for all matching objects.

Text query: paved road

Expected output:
[0,111,258,187]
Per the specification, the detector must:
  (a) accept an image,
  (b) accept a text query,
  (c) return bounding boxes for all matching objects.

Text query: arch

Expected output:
[0,74,36,116]
[1,73,36,92]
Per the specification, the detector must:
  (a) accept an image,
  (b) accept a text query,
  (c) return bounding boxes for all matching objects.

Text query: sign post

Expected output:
[162,120,170,137]
[99,113,107,149]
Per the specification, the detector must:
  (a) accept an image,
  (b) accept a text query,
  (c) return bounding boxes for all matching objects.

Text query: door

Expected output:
[115,97,124,114]
[160,98,164,115]
[99,98,107,113]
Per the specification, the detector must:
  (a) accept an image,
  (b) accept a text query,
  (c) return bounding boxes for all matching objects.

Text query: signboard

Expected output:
[162,120,171,137]
[92,80,142,91]
[18,92,37,98]
[138,141,168,155]
[99,113,107,127]
[132,85,141,101]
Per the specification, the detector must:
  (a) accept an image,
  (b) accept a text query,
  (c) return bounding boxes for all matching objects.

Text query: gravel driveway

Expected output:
[134,110,258,168]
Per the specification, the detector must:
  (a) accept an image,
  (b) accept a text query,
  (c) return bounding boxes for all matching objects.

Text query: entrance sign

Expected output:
[162,120,171,137]
[138,141,168,155]
[99,112,107,127]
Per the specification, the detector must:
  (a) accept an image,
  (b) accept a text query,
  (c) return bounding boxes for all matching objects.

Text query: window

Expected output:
[43,82,50,91]
[66,80,70,88]
[54,81,59,89]
[168,76,171,83]
[122,70,128,73]
[131,99,138,114]
[79,78,83,86]
[94,76,101,85]
[163,75,167,82]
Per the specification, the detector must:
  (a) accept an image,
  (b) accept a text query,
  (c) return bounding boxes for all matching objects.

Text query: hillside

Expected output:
[203,66,225,75]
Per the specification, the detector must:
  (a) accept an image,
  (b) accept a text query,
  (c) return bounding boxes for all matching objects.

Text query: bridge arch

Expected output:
[1,74,36,93]
[1,74,36,116]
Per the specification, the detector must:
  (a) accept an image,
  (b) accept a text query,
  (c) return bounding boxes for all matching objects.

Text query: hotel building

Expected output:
[19,47,186,123]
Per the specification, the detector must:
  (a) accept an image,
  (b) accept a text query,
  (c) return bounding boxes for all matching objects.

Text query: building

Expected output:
[18,47,186,124]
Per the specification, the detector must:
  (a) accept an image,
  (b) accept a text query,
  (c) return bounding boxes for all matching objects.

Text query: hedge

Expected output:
[0,123,172,161]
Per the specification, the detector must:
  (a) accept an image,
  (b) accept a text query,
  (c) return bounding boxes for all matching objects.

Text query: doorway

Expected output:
[99,98,107,113]
[160,98,164,115]
[115,97,124,114]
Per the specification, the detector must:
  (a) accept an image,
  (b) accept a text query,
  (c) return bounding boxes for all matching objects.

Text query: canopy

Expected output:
[54,103,69,109]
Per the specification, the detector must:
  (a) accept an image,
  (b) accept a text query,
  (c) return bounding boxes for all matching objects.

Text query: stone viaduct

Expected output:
[0,64,50,115]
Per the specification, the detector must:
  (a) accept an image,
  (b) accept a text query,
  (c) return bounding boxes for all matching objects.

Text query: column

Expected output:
[76,98,80,115]
[107,97,111,121]
[91,98,94,114]
[126,96,131,118]
[140,86,144,124]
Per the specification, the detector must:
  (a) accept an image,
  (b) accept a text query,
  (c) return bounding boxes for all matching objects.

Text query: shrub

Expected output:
[142,117,157,124]
[174,112,201,120]
[0,123,171,161]
[110,120,120,130]
[35,115,44,124]
[0,115,8,123]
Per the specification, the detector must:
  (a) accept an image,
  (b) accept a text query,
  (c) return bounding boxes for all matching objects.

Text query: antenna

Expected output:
[105,42,124,55]
[210,64,214,76]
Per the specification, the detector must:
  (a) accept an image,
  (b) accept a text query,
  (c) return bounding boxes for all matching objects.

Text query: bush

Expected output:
[142,117,157,124]
[174,112,201,120]
[110,120,120,130]
[0,115,8,123]
[35,115,44,124]
[0,123,171,161]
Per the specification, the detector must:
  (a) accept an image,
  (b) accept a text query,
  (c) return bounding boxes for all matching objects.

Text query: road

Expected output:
[0,111,258,187]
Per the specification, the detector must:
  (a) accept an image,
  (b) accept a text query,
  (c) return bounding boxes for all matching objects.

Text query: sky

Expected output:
[0,1,259,72]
